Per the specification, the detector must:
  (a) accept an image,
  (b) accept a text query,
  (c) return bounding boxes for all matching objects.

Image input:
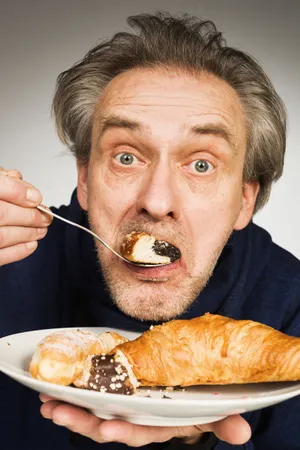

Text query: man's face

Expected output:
[78,68,257,321]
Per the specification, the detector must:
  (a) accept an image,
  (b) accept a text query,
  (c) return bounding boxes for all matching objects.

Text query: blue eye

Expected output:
[190,160,214,174]
[115,153,137,165]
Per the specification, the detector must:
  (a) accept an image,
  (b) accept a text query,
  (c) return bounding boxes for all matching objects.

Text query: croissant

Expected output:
[84,313,300,394]
[29,330,128,386]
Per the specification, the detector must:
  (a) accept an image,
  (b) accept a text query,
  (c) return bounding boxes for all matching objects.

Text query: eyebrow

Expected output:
[97,114,236,153]
[190,123,237,154]
[98,115,141,137]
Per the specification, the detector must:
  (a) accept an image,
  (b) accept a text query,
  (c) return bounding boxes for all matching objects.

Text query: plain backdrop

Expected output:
[1,0,299,257]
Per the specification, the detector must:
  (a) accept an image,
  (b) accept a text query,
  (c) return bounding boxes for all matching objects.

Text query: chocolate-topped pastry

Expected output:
[121,231,181,264]
[75,353,138,395]
[152,240,181,262]
[87,355,133,394]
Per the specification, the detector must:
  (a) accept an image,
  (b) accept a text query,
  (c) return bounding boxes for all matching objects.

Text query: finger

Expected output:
[4,169,23,180]
[0,170,40,200]
[0,168,38,186]
[40,400,64,419]
[199,415,252,445]
[0,241,38,266]
[0,201,52,227]
[39,394,56,403]
[99,420,189,447]
[41,402,107,443]
[0,173,42,207]
[112,415,251,447]
[0,226,47,249]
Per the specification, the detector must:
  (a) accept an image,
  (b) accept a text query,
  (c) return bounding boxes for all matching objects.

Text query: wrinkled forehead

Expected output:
[93,67,247,150]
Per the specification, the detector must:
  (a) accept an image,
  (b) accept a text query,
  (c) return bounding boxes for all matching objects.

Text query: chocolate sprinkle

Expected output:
[153,241,181,262]
[87,355,133,395]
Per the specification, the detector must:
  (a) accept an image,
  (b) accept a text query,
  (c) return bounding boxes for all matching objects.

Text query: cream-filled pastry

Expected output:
[121,231,181,264]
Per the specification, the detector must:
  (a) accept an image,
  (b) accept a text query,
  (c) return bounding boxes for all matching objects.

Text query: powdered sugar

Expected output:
[39,330,100,359]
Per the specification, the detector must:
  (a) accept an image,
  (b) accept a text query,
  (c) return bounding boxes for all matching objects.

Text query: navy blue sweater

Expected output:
[1,190,300,450]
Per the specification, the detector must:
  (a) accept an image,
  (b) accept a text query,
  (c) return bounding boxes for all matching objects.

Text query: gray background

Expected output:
[1,0,299,257]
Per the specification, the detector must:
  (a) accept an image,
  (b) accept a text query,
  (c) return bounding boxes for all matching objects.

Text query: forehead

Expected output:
[94,67,246,145]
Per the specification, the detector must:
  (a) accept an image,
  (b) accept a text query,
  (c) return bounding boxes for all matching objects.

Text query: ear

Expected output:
[76,162,88,211]
[233,180,260,231]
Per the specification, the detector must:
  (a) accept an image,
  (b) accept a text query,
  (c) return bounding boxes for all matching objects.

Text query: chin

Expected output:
[114,296,186,322]
[106,278,206,322]
[96,239,221,322]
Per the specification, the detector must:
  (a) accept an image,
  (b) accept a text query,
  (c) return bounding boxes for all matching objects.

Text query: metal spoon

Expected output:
[37,205,171,268]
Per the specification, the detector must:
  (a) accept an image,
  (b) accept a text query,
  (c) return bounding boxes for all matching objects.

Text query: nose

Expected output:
[136,162,179,221]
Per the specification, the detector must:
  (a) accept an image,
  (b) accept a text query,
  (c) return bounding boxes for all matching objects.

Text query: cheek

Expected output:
[87,165,137,234]
[185,178,243,253]
[188,175,242,218]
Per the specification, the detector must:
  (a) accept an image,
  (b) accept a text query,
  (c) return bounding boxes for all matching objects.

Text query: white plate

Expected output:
[1,327,300,427]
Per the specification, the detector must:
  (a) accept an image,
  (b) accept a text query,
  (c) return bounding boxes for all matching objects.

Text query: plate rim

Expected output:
[1,326,300,407]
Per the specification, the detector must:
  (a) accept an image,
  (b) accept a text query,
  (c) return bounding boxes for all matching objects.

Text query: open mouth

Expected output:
[120,231,181,265]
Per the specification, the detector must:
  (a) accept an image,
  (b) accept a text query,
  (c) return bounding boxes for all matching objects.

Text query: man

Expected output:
[0,12,299,450]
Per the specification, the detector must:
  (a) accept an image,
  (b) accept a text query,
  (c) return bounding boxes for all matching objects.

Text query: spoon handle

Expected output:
[37,205,129,262]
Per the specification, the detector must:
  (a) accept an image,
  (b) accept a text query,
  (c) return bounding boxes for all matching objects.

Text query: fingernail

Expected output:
[37,228,47,236]
[53,418,69,427]
[42,214,51,223]
[0,170,8,175]
[39,393,50,403]
[27,241,38,250]
[26,188,42,204]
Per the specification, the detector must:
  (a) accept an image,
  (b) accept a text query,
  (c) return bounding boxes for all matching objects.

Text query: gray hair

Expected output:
[53,12,286,212]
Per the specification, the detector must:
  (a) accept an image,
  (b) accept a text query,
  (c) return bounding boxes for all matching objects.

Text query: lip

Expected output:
[123,259,183,279]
